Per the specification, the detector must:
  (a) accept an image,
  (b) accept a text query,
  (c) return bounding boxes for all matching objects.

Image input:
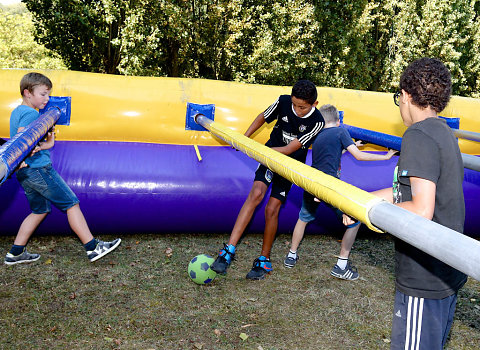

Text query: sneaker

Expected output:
[87,238,121,262]
[330,261,359,281]
[4,249,40,265]
[246,256,272,280]
[284,252,299,268]
[211,244,235,274]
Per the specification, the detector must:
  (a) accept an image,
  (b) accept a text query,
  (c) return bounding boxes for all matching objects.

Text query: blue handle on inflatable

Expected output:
[39,96,71,125]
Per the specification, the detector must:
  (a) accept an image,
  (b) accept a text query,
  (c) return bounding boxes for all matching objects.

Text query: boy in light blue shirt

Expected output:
[4,72,121,265]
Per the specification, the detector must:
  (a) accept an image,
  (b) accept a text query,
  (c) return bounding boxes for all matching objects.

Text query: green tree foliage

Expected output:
[385,0,480,97]
[0,6,66,69]
[23,0,125,74]
[18,0,480,97]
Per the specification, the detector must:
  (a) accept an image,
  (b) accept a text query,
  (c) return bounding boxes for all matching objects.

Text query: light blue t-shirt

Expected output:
[10,105,51,168]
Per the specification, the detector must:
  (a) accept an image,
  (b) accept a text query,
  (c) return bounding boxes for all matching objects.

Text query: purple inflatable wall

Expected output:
[0,141,478,237]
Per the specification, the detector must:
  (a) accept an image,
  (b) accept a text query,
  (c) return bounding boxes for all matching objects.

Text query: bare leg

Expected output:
[13,213,48,246]
[290,219,308,252]
[228,181,268,246]
[339,224,361,258]
[67,204,94,244]
[260,196,282,259]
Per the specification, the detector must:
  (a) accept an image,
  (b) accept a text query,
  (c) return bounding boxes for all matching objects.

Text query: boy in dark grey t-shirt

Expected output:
[348,58,466,349]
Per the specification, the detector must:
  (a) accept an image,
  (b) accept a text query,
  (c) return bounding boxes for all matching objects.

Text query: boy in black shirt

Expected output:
[211,80,325,280]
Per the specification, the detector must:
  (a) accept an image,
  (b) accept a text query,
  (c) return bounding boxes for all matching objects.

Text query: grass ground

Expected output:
[1,232,479,350]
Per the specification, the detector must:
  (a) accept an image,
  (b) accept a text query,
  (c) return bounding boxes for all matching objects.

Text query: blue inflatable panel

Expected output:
[0,141,478,236]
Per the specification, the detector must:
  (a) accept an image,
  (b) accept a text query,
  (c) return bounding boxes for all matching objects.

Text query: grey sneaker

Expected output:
[283,252,298,268]
[4,249,40,265]
[330,261,359,281]
[87,238,121,262]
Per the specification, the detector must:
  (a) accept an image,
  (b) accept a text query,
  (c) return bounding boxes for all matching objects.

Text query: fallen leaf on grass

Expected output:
[104,337,113,342]
[44,259,52,265]
[239,333,249,341]
[383,338,391,343]
[214,329,221,336]
[69,292,76,300]
[114,339,121,345]
[193,343,203,349]
[165,247,173,257]
[241,324,255,328]
[49,326,56,332]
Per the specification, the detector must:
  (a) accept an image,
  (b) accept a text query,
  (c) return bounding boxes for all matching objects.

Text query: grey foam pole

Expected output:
[462,153,480,172]
[0,162,7,183]
[369,201,480,281]
[453,129,480,142]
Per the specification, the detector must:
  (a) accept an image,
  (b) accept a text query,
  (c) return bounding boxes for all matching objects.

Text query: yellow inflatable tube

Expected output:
[0,69,479,155]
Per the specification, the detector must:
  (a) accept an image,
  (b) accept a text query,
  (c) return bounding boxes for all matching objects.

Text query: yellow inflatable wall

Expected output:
[1,69,479,155]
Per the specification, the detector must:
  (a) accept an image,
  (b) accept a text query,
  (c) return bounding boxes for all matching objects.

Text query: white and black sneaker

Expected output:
[87,238,121,262]
[283,251,299,268]
[4,249,40,265]
[330,261,359,281]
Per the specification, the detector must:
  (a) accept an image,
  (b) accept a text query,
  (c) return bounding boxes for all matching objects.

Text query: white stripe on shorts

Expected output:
[404,295,424,350]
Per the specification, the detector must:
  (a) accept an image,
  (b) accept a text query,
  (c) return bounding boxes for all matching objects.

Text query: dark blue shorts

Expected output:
[254,164,292,203]
[16,164,79,214]
[299,191,360,228]
[390,290,457,350]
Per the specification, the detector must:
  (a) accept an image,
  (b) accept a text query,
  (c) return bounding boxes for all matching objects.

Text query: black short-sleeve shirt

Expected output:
[393,117,467,299]
[263,95,325,163]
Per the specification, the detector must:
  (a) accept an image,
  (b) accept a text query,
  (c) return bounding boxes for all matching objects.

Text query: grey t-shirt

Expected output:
[393,117,467,299]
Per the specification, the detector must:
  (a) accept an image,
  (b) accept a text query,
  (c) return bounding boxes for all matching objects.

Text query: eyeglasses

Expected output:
[393,90,401,106]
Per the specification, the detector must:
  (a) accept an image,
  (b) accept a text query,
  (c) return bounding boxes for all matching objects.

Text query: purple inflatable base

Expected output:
[0,141,478,237]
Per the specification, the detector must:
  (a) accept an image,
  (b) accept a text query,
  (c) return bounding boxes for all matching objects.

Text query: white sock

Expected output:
[336,257,348,270]
[288,250,297,258]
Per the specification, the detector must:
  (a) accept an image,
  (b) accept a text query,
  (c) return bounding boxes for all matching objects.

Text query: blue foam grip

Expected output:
[341,124,402,151]
[0,108,60,184]
[185,103,215,131]
[39,96,71,126]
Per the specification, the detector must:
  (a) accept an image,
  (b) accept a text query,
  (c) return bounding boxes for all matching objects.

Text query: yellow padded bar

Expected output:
[197,116,384,232]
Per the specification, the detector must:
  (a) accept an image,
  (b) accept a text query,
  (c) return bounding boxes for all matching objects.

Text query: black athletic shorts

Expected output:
[254,164,292,203]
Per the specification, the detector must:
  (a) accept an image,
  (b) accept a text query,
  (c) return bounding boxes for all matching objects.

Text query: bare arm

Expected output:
[347,145,397,161]
[244,113,266,138]
[343,178,435,225]
[395,177,436,219]
[271,139,303,156]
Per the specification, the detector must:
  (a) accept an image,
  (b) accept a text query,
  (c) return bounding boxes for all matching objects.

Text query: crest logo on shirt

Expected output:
[265,169,273,183]
[299,125,307,132]
[282,116,288,122]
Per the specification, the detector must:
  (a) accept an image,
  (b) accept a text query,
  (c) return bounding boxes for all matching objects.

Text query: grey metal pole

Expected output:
[453,129,480,142]
[369,201,480,281]
[462,153,480,172]
[0,162,7,183]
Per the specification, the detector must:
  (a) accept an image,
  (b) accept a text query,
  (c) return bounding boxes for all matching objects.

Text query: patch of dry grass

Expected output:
[1,232,479,349]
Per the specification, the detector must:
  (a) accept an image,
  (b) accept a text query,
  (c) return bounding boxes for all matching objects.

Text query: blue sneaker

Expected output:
[211,244,235,275]
[246,256,272,280]
[330,261,359,281]
[4,248,40,265]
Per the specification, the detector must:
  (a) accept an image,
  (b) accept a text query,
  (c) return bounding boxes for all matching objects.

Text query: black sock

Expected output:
[84,238,97,252]
[10,245,25,256]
